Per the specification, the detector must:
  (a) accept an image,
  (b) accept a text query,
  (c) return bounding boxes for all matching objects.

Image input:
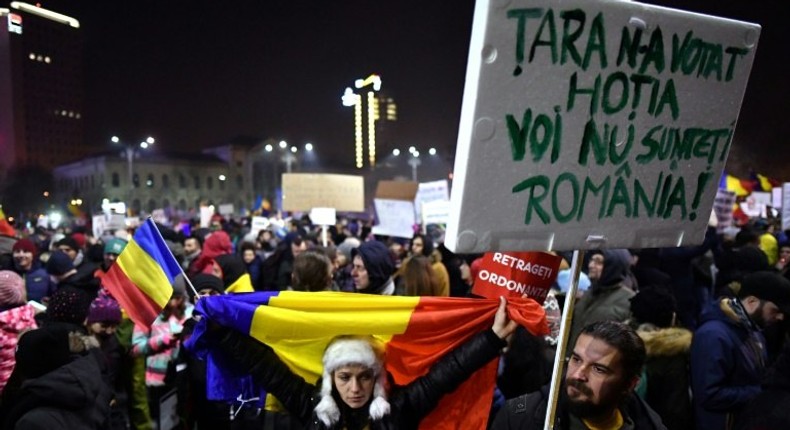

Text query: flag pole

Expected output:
[147,217,201,298]
[544,249,585,430]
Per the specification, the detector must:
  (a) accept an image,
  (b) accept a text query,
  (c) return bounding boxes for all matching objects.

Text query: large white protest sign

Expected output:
[282,174,364,212]
[446,0,760,253]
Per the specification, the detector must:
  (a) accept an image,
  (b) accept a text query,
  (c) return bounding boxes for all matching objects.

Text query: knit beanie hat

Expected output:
[188,274,225,298]
[104,238,127,255]
[47,286,92,325]
[71,233,87,250]
[314,335,390,426]
[12,238,38,257]
[739,271,790,314]
[56,236,80,252]
[86,294,122,324]
[337,238,361,263]
[172,273,188,298]
[15,327,72,379]
[0,270,25,307]
[46,250,75,276]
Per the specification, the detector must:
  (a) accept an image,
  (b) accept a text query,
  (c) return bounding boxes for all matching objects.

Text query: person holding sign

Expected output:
[492,320,666,430]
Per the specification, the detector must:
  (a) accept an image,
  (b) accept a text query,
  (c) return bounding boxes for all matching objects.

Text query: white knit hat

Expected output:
[314,335,390,426]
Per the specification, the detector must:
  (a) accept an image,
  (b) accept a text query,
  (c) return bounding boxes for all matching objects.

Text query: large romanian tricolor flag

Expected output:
[103,218,180,327]
[186,291,548,430]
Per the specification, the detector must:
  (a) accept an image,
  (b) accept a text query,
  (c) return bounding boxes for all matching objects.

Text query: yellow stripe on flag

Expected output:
[250,292,419,381]
[726,175,749,197]
[115,239,174,309]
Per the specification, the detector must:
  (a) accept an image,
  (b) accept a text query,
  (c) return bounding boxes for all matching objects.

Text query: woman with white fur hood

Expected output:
[212,297,517,429]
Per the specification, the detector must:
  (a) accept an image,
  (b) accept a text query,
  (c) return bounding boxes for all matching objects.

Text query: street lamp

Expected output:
[112,135,154,209]
[408,152,422,182]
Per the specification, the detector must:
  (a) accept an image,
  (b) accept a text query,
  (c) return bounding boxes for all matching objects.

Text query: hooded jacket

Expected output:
[0,304,37,394]
[568,250,635,347]
[217,327,506,429]
[2,330,111,430]
[638,326,693,430]
[352,241,395,295]
[214,254,255,293]
[4,353,112,429]
[690,298,765,430]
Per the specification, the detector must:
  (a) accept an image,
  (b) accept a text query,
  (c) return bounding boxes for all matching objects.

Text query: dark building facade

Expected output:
[0,2,85,181]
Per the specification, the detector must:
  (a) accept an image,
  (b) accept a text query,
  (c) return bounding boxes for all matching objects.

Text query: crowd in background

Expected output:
[0,211,787,429]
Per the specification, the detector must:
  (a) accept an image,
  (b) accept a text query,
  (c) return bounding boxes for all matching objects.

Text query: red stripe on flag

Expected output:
[103,264,163,326]
[386,297,547,430]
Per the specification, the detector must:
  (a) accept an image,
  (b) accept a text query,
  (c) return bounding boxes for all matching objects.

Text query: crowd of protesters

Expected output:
[0,210,787,429]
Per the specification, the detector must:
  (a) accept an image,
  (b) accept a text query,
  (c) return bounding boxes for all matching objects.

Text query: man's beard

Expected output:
[562,379,615,420]
[748,300,771,328]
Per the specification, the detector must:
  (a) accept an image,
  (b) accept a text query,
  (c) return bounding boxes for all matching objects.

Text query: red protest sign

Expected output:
[471,252,562,304]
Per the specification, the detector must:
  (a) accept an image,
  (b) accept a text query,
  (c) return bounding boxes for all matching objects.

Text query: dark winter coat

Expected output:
[14,264,55,303]
[637,326,693,430]
[3,352,112,429]
[217,327,506,429]
[490,384,667,430]
[690,298,765,430]
[734,342,790,430]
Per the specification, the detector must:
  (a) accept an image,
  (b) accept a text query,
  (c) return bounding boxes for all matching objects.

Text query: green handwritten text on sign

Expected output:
[446,0,760,253]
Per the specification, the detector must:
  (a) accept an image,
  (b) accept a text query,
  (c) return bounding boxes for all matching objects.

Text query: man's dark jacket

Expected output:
[491,384,667,430]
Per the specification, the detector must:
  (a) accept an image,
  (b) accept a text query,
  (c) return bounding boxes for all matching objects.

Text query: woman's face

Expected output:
[411,238,424,256]
[242,249,256,264]
[333,364,375,409]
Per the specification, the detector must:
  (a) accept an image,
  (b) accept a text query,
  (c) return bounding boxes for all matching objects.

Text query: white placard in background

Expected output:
[772,187,782,209]
[219,204,235,216]
[200,207,213,228]
[310,207,337,226]
[371,199,416,239]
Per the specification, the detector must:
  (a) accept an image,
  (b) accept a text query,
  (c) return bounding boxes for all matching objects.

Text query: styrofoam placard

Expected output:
[447,0,760,252]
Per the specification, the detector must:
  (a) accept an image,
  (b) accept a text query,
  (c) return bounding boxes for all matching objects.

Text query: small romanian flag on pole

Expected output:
[103,218,180,327]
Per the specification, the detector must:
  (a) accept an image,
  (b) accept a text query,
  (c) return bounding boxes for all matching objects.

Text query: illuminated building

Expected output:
[341,74,397,169]
[0,2,85,179]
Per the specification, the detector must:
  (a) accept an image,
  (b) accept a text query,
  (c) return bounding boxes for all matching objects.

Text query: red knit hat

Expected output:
[71,233,87,250]
[12,238,37,257]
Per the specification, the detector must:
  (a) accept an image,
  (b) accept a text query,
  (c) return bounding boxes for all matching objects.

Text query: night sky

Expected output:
[36,0,789,177]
